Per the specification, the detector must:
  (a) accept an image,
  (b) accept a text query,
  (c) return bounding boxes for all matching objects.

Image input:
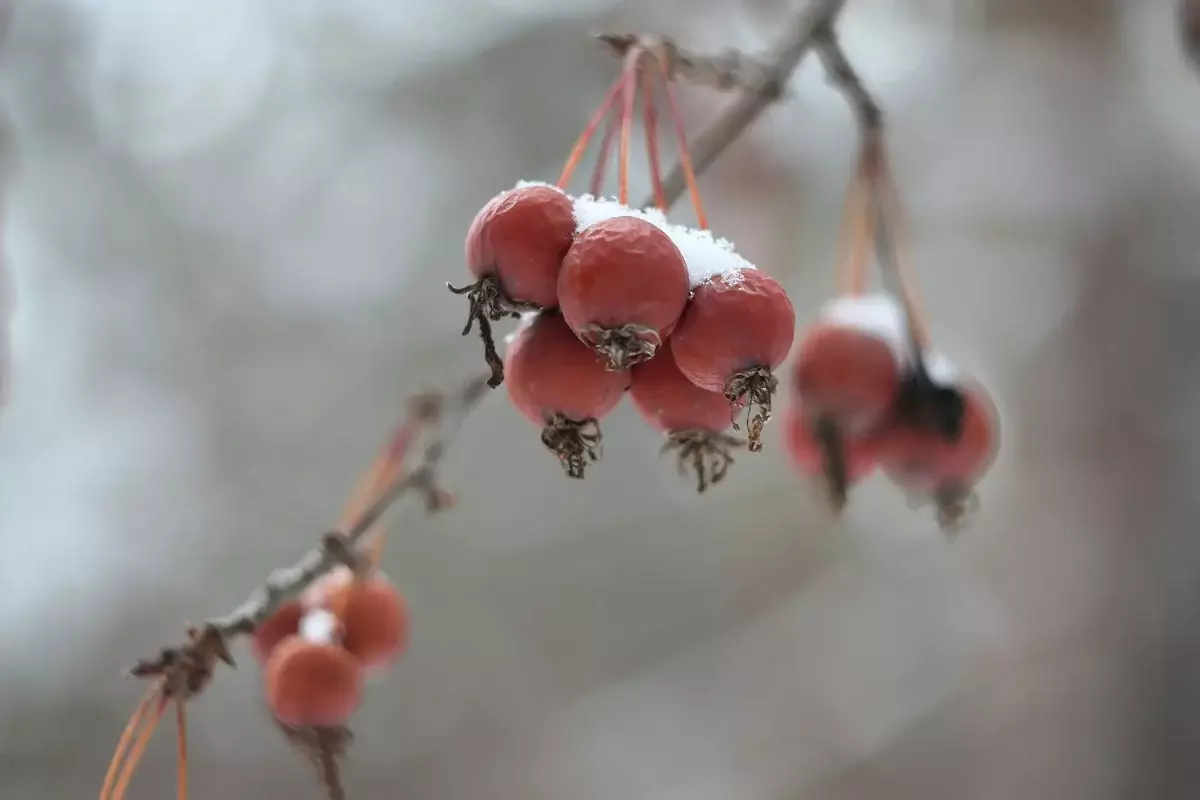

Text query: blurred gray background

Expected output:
[2,0,1198,797]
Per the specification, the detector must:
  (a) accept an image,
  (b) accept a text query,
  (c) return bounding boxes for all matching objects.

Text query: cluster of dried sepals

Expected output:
[99,4,1001,799]
[453,39,796,490]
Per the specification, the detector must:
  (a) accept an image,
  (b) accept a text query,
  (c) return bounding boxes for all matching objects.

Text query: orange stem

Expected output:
[641,68,667,212]
[558,76,626,190]
[617,46,643,206]
[873,149,930,348]
[176,701,188,800]
[589,99,620,197]
[657,57,707,229]
[109,693,168,800]
[100,687,160,800]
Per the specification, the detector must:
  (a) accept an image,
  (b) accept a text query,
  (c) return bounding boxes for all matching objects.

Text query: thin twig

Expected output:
[127,373,492,692]
[616,0,850,209]
[594,33,781,95]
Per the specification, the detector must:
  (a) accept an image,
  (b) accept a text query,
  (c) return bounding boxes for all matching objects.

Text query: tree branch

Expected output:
[616,0,850,209]
[128,372,492,695]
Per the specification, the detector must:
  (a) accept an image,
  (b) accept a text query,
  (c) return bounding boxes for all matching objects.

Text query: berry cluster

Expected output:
[254,566,410,728]
[475,186,794,485]
[783,140,999,531]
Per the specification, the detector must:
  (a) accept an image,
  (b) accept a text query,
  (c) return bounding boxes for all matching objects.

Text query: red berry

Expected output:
[452,184,577,388]
[878,381,998,528]
[558,216,689,370]
[630,340,732,435]
[252,600,305,664]
[307,567,411,671]
[784,411,879,485]
[670,269,796,452]
[630,339,739,492]
[265,636,363,727]
[505,311,629,478]
[793,322,901,434]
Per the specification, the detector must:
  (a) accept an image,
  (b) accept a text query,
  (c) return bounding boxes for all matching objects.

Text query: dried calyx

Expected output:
[447,275,538,388]
[661,429,743,493]
[540,414,603,479]
[577,323,662,370]
[723,366,778,452]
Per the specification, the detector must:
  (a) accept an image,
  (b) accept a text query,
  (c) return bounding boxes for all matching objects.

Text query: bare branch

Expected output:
[127,372,493,696]
[630,0,851,209]
[593,32,781,95]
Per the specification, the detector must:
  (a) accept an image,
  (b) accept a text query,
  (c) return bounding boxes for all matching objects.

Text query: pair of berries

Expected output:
[787,294,998,528]
[472,183,796,484]
[253,567,410,727]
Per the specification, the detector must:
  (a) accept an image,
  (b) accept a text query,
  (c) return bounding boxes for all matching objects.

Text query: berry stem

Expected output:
[558,75,626,190]
[657,55,708,228]
[99,687,159,800]
[641,68,668,212]
[871,148,929,350]
[589,97,621,197]
[107,691,168,800]
[835,153,872,296]
[617,45,643,206]
[176,701,188,800]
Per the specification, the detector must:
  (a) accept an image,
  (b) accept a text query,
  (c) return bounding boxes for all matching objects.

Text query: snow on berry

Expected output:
[308,567,412,671]
[630,339,742,493]
[783,408,880,511]
[670,269,796,453]
[449,182,576,388]
[793,293,908,435]
[878,356,999,533]
[505,310,630,479]
[572,194,754,289]
[558,215,689,370]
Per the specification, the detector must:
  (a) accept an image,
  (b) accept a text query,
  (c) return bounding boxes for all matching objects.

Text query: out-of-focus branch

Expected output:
[1182,0,1200,71]
[598,0,850,210]
[127,373,492,699]
[594,33,781,95]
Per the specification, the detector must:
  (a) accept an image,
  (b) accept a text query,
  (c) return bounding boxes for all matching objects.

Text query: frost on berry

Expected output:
[558,216,689,370]
[670,269,796,453]
[572,194,755,289]
[505,310,629,479]
[879,356,999,534]
[630,340,743,493]
[310,569,412,671]
[449,182,575,388]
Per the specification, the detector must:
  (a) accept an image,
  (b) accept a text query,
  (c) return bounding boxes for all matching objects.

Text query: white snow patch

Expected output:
[571,195,755,289]
[820,293,909,364]
[513,179,567,195]
[300,608,341,645]
[923,351,962,386]
[504,310,540,347]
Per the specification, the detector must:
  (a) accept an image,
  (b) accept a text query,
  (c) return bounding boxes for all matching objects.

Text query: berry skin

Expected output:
[558,216,690,370]
[629,339,732,435]
[465,184,576,308]
[252,600,305,665]
[669,269,796,451]
[793,322,901,434]
[307,567,411,671]
[265,635,363,727]
[878,382,998,493]
[506,311,630,478]
[784,410,879,485]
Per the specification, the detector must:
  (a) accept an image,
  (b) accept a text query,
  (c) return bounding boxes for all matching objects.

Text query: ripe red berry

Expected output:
[505,311,630,478]
[669,269,796,452]
[307,567,411,671]
[630,339,739,492]
[252,600,304,665]
[793,323,901,434]
[265,635,363,727]
[558,216,690,370]
[878,381,998,530]
[450,183,577,388]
